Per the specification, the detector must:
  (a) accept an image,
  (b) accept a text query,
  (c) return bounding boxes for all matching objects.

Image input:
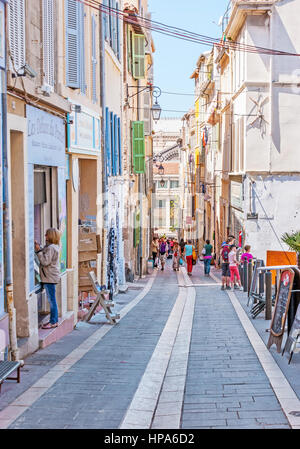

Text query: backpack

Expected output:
[160,242,166,254]
[221,246,229,262]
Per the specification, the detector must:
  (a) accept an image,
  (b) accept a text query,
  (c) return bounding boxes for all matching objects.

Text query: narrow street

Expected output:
[0,261,299,430]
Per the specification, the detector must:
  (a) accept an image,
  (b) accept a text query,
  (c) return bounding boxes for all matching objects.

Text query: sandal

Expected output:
[42,322,58,329]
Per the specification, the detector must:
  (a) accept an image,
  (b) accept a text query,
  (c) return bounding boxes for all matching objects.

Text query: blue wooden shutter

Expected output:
[118,117,122,175]
[108,0,113,47]
[116,2,120,59]
[110,111,115,176]
[105,107,111,176]
[114,115,119,176]
[92,15,97,103]
[66,0,80,88]
[103,0,108,41]
[112,0,117,54]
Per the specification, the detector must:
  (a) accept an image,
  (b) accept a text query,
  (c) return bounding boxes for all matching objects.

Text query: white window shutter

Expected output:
[42,0,54,87]
[8,0,25,73]
[66,0,80,88]
[91,15,97,103]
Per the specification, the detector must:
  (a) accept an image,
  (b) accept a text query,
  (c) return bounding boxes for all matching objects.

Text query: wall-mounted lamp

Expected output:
[126,84,162,122]
[12,63,37,79]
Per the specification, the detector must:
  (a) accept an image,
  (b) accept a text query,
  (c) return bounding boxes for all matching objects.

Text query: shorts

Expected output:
[222,262,230,277]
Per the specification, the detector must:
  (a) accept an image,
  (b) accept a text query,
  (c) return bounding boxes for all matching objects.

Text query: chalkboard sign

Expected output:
[270,269,294,336]
[282,302,300,363]
[267,269,294,353]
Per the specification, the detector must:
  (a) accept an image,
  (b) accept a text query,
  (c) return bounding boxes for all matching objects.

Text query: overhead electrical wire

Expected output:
[78,0,300,57]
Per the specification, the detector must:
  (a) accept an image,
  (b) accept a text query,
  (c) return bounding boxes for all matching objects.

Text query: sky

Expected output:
[148,0,229,118]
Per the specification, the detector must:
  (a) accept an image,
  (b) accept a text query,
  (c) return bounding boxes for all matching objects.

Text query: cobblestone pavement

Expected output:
[0,259,299,429]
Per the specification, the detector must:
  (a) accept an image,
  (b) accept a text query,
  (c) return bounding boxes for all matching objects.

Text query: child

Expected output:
[228,244,243,290]
[241,245,253,264]
[172,241,180,271]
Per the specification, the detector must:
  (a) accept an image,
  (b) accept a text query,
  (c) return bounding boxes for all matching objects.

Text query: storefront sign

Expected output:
[68,109,101,154]
[27,105,65,167]
[27,106,67,291]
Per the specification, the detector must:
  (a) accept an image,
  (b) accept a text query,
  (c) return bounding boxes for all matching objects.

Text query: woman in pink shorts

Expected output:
[228,245,243,290]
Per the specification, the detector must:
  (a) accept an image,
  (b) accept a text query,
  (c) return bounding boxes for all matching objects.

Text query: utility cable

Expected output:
[80,0,300,57]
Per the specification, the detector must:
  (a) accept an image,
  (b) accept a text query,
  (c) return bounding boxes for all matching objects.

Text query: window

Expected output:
[157,180,168,189]
[104,0,121,60]
[91,15,97,103]
[34,166,58,286]
[158,200,166,208]
[170,180,179,189]
[42,0,54,87]
[106,108,122,177]
[65,0,85,92]
[8,0,25,73]
[132,34,145,79]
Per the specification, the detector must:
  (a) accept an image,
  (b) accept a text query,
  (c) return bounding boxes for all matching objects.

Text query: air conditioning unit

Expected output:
[40,83,54,97]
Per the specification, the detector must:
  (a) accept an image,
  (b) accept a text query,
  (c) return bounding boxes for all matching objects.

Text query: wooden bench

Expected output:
[0,360,21,393]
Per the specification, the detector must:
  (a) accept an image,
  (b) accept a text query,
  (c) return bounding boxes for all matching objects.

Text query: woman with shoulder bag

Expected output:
[34,228,61,329]
[184,240,194,276]
[203,239,213,277]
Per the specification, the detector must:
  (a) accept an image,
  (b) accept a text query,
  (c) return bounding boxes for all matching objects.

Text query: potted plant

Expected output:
[281,231,300,268]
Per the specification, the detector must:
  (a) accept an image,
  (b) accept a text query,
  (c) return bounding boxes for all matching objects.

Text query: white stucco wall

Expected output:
[243,174,300,261]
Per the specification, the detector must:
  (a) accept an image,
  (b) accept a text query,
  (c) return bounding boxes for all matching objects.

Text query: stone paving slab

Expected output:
[181,262,291,429]
[6,265,179,429]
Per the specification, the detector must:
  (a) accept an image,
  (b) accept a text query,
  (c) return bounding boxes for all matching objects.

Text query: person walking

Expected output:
[184,239,194,276]
[159,238,167,271]
[228,244,243,290]
[150,237,159,268]
[172,241,180,271]
[34,228,61,329]
[203,239,213,276]
[220,240,231,290]
[241,245,253,264]
[179,238,186,256]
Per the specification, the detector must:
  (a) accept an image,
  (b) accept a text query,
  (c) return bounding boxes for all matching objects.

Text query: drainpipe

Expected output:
[2,68,19,361]
[137,79,143,278]
[99,8,108,285]
[268,9,273,174]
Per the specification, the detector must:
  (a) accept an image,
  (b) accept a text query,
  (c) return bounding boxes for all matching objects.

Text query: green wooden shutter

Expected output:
[127,26,132,74]
[133,211,140,248]
[132,34,145,79]
[132,121,145,174]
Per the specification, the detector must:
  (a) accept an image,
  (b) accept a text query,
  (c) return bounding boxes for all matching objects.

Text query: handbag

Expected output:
[201,248,206,255]
[179,258,183,266]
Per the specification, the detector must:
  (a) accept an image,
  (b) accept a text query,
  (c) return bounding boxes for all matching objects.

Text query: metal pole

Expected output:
[239,264,243,286]
[248,261,253,297]
[265,270,272,320]
[259,271,265,295]
[243,259,248,292]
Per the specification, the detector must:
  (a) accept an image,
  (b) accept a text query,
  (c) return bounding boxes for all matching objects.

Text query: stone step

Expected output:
[39,312,75,350]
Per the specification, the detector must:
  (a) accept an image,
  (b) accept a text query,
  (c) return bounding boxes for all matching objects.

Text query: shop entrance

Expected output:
[33,166,58,321]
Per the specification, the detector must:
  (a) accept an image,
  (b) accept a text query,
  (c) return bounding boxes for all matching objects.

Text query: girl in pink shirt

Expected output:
[241,245,253,263]
[228,245,243,290]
